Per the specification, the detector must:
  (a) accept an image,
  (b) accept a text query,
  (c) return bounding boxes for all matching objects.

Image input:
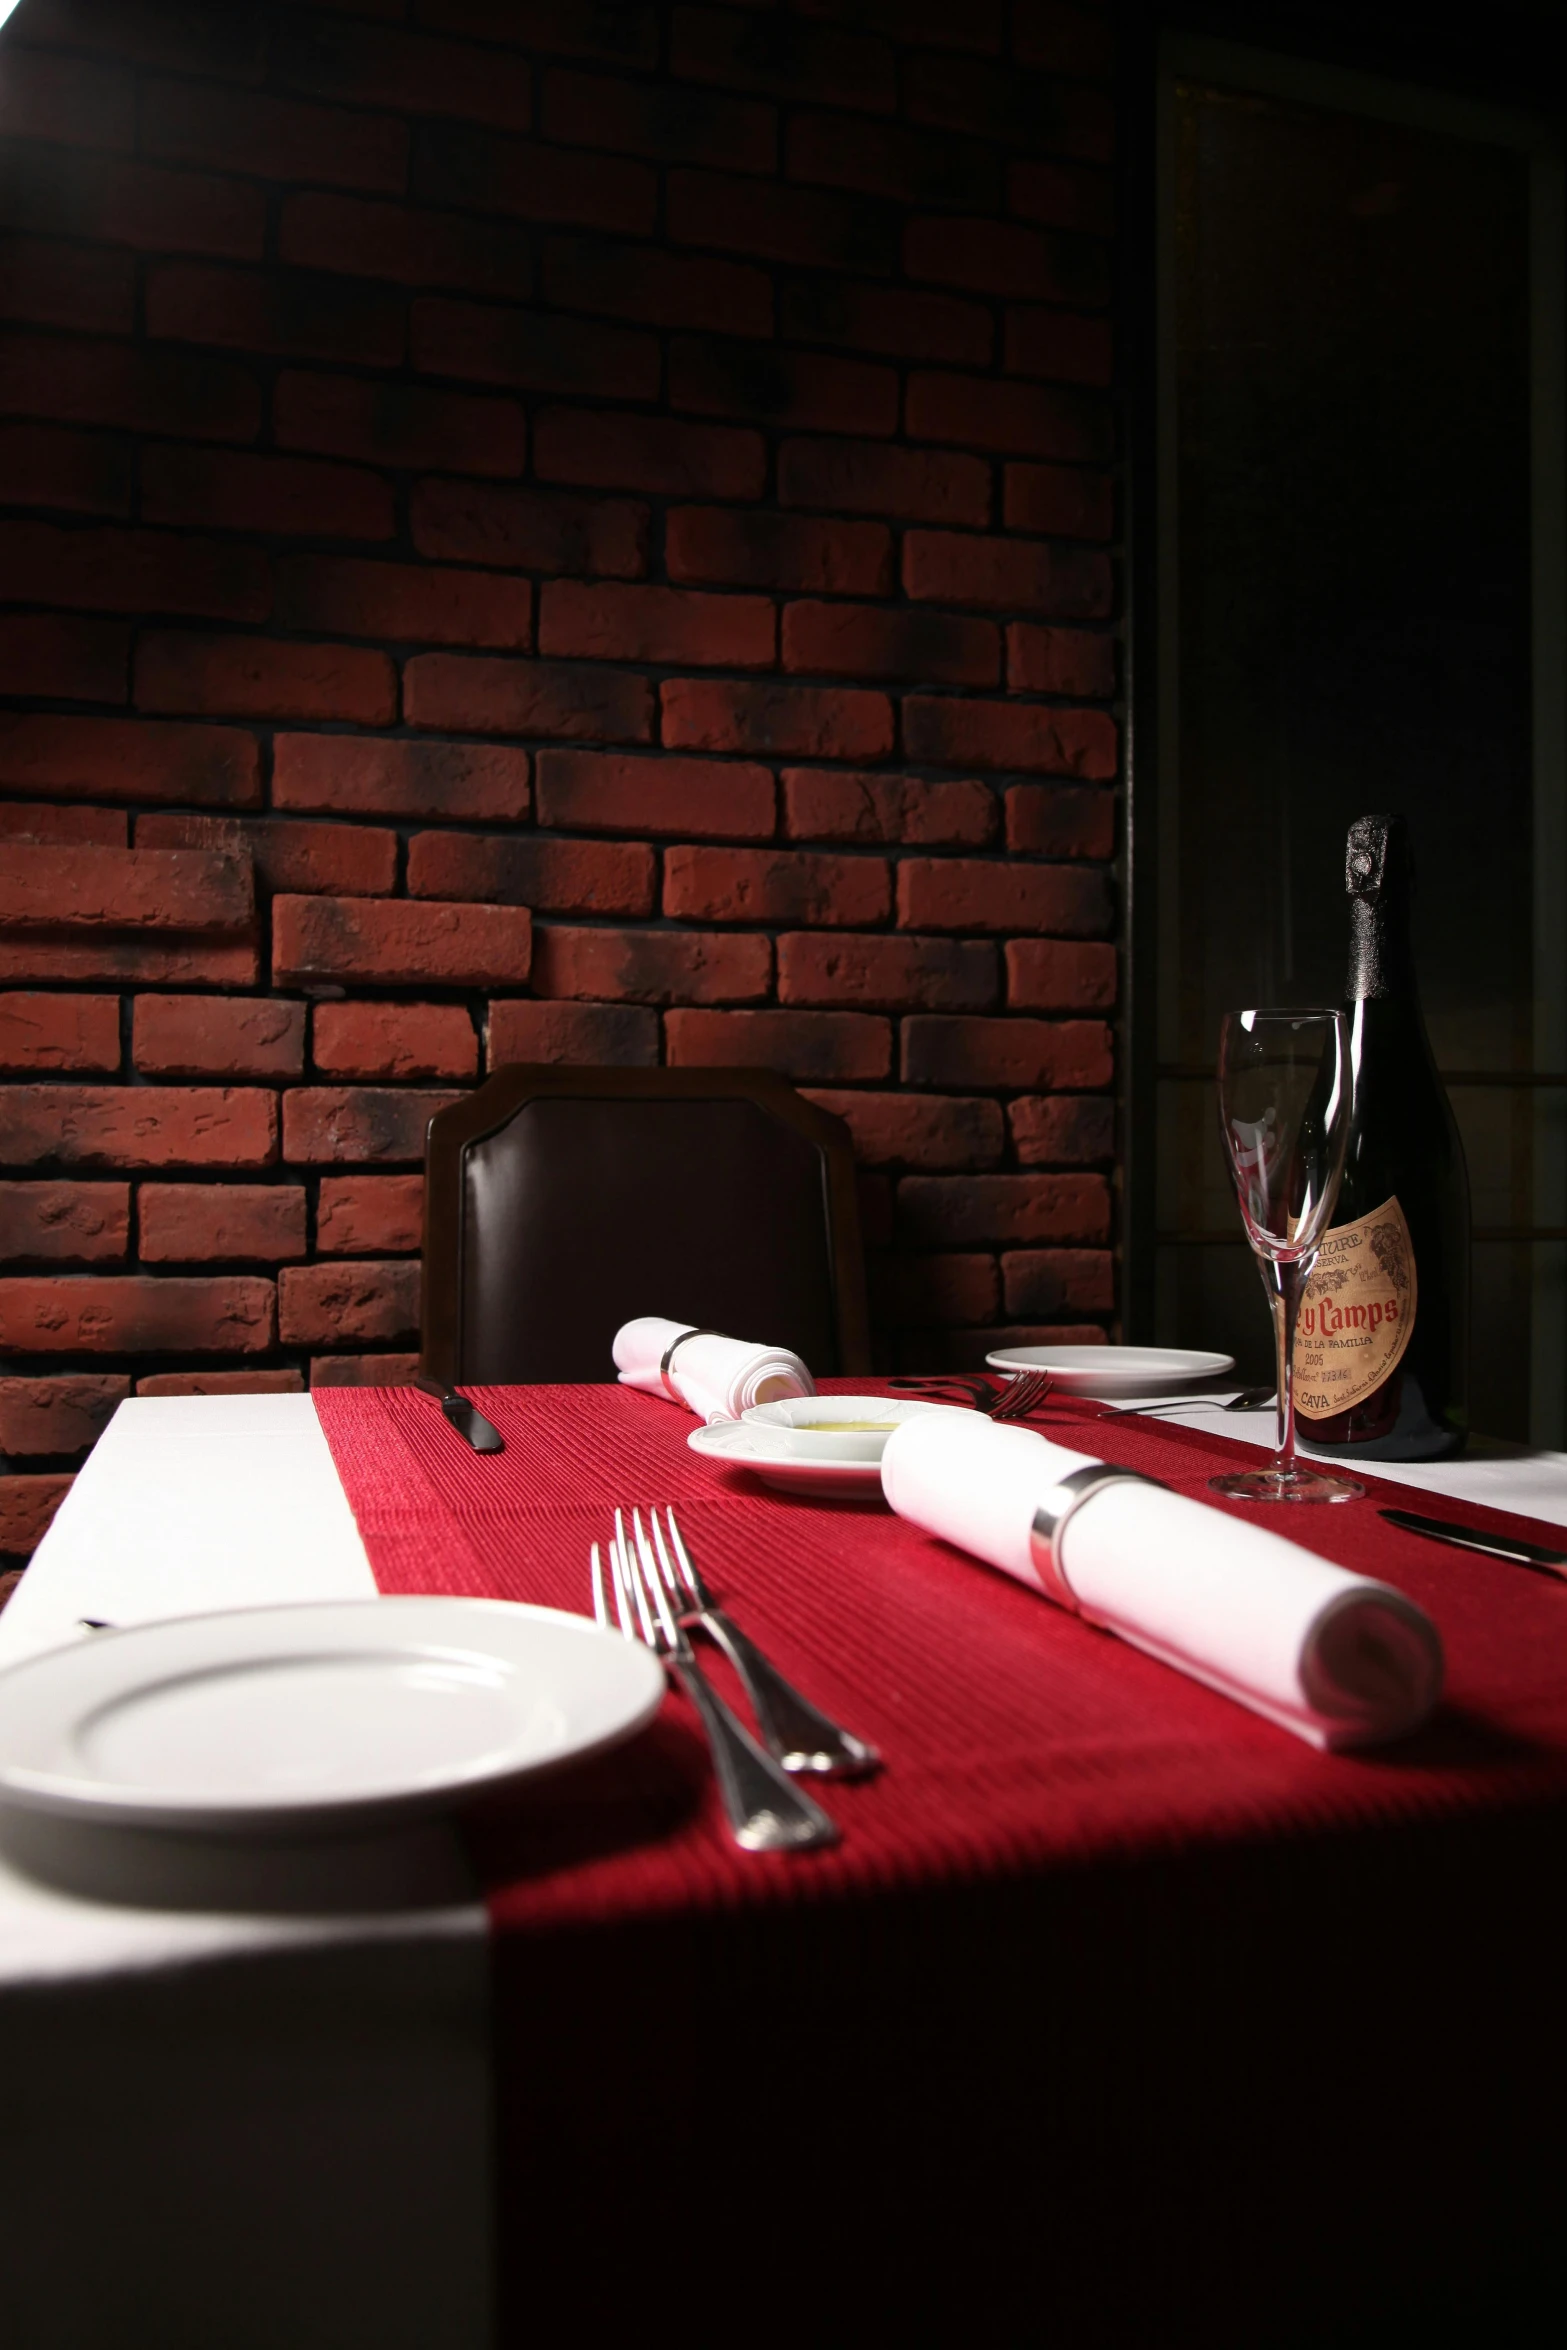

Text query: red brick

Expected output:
[0,844,252,936]
[145,262,405,367]
[136,634,396,726]
[414,123,655,233]
[535,749,773,840]
[778,437,989,528]
[139,1184,307,1264]
[3,7,264,80]
[140,77,408,192]
[0,804,126,848]
[1014,2,1115,77]
[141,448,394,542]
[899,1321,1104,1372]
[0,420,134,517]
[670,166,903,267]
[316,1175,425,1256]
[309,1352,421,1388]
[904,51,1113,160]
[0,48,137,153]
[404,654,653,743]
[0,937,258,991]
[1002,1247,1114,1318]
[132,995,305,1080]
[0,614,128,702]
[903,531,1111,618]
[907,371,1111,462]
[0,149,265,262]
[778,933,995,1011]
[906,217,1108,307]
[1007,622,1115,696]
[786,109,999,210]
[541,237,771,338]
[902,698,1117,780]
[792,0,1003,52]
[671,8,896,112]
[0,1182,129,1264]
[897,1173,1110,1246]
[665,1007,890,1081]
[312,1002,477,1082]
[666,507,889,596]
[901,1013,1113,1090]
[1004,784,1115,860]
[411,296,658,399]
[0,1474,73,1556]
[1003,462,1113,542]
[283,1089,460,1166]
[665,848,890,928]
[274,371,525,477]
[0,1085,278,1170]
[273,896,532,990]
[0,516,268,624]
[779,277,991,367]
[1006,305,1112,387]
[670,335,897,435]
[1009,157,1115,236]
[538,580,774,669]
[0,1374,128,1457]
[0,330,260,443]
[0,714,261,808]
[531,926,770,1006]
[275,556,532,652]
[411,479,646,577]
[135,813,397,899]
[1006,938,1117,1011]
[421,2,664,64]
[280,192,534,302]
[801,1090,1004,1170]
[136,1369,304,1396]
[278,1258,420,1346]
[534,409,765,499]
[782,600,998,688]
[1008,1092,1114,1164]
[486,998,657,1070]
[273,735,530,824]
[273,17,533,135]
[0,234,135,336]
[408,831,653,919]
[0,994,120,1074]
[662,679,892,761]
[782,769,996,847]
[541,64,775,172]
[897,857,1112,935]
[0,1275,275,1354]
[871,1252,1000,1328]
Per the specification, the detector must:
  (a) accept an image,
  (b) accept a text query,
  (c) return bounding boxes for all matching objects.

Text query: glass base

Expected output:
[1209,1464,1364,1504]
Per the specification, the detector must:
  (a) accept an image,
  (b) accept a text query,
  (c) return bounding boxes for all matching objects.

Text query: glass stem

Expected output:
[1268,1255,1309,1474]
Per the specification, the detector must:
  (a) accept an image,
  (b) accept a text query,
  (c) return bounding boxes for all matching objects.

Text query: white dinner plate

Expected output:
[0,1598,664,1834]
[983,1344,1236,1397]
[688,1418,887,1497]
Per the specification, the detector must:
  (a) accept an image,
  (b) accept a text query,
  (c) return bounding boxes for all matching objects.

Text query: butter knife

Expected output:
[1379,1506,1567,1581]
[413,1373,504,1454]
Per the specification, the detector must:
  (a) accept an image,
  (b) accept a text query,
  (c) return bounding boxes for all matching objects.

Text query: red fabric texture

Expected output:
[312,1379,1567,1925]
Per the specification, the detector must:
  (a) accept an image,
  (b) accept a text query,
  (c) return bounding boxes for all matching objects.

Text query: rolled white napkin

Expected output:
[613,1316,815,1425]
[880,1413,1442,1749]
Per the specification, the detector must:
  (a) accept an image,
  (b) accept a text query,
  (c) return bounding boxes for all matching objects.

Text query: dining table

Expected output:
[3,1376,1567,2348]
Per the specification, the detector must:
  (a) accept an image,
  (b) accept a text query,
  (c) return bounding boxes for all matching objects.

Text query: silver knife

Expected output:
[413,1373,504,1454]
[1379,1506,1567,1581]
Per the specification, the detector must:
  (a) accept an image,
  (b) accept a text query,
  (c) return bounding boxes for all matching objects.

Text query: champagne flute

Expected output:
[1212,1009,1363,1503]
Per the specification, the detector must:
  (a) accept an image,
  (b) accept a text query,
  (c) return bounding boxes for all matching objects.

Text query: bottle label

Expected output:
[1294,1196,1416,1419]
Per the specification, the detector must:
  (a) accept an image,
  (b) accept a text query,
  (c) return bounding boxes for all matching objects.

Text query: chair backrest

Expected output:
[421,1066,870,1386]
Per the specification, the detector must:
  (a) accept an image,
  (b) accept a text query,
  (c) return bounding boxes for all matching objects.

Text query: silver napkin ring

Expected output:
[659,1328,728,1399]
[1030,1466,1164,1614]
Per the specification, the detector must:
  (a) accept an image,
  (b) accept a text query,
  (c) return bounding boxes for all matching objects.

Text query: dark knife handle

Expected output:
[415,1373,504,1454]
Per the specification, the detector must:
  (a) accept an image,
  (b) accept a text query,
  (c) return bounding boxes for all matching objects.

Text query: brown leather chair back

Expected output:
[421,1066,870,1386]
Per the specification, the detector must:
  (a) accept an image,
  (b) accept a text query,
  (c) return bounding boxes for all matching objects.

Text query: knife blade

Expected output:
[1378,1506,1567,1580]
[413,1373,504,1454]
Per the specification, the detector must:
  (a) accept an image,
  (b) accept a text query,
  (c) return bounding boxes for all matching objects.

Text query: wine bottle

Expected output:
[1293,813,1471,1460]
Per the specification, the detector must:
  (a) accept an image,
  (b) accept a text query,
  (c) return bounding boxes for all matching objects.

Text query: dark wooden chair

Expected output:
[420,1066,871,1386]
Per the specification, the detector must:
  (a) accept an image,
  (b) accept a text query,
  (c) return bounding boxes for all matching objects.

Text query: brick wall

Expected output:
[0,0,1120,1562]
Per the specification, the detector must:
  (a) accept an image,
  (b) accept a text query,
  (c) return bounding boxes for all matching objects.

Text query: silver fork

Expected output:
[645,1507,878,1778]
[592,1511,838,1854]
[890,1370,1054,1421]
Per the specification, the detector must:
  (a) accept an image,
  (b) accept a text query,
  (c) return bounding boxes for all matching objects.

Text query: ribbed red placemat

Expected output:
[313,1379,1567,1928]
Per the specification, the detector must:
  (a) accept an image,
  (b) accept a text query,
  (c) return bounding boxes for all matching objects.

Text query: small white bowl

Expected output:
[742,1394,958,1463]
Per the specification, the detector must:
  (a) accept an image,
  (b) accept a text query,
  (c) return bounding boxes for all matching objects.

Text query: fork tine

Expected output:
[616,1508,657,1645]
[590,1540,609,1628]
[648,1509,681,1601]
[662,1508,704,1607]
[631,1510,680,1646]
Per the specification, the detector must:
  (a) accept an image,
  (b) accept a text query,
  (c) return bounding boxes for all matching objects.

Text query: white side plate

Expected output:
[688,1418,887,1497]
[984,1344,1237,1396]
[0,1598,664,1834]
